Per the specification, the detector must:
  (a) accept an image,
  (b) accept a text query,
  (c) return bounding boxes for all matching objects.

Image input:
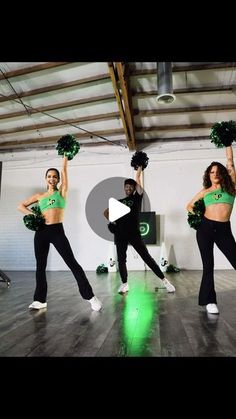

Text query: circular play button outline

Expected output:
[85,177,151,241]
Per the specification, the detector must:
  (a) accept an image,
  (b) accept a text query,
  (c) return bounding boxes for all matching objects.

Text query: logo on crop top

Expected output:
[213,193,222,200]
[48,199,56,205]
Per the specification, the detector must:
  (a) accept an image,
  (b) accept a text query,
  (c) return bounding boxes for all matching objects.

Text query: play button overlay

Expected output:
[85,177,151,241]
[109,198,130,222]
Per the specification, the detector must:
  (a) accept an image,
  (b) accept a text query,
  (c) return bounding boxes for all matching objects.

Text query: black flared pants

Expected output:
[196,217,236,305]
[34,223,94,302]
[115,234,165,283]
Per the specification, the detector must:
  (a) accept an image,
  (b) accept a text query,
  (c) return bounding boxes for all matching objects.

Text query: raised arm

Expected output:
[135,166,143,195]
[226,145,236,184]
[186,189,205,213]
[60,155,68,198]
[17,193,40,215]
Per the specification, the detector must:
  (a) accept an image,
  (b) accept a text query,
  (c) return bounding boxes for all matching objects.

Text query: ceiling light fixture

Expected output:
[156,62,176,104]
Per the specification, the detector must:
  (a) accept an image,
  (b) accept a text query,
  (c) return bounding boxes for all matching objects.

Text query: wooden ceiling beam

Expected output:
[136,136,211,145]
[0,139,127,153]
[133,85,236,97]
[0,62,70,80]
[0,94,115,121]
[115,63,136,151]
[0,128,124,149]
[0,74,110,104]
[136,123,215,132]
[134,103,236,116]
[131,63,236,77]
[108,62,133,150]
[0,112,120,135]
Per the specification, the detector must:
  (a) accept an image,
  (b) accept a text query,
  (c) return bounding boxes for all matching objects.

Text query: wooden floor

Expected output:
[1,269,236,357]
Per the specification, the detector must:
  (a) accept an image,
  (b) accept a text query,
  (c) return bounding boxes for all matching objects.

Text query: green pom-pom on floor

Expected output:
[96,264,108,274]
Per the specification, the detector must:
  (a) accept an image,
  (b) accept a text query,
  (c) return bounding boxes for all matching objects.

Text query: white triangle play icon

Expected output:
[108,197,130,222]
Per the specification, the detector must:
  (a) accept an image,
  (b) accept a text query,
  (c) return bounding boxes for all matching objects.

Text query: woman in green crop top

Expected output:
[186,145,236,315]
[17,155,102,312]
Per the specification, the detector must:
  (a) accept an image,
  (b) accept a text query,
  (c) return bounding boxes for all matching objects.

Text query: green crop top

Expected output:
[203,188,235,207]
[38,190,66,212]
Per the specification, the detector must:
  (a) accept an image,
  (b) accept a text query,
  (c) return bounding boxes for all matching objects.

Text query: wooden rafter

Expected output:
[136,123,215,132]
[135,103,236,116]
[108,62,135,150]
[0,112,120,135]
[131,62,236,77]
[0,62,69,80]
[133,85,236,97]
[0,74,110,104]
[115,63,136,150]
[0,94,115,121]
[0,129,124,149]
[1,62,236,154]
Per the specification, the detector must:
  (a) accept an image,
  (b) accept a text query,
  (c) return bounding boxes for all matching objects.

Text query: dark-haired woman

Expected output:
[18,155,102,312]
[186,146,236,314]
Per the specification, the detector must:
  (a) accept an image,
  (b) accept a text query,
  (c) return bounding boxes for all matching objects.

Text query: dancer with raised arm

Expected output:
[104,151,175,294]
[18,135,102,312]
[186,122,236,314]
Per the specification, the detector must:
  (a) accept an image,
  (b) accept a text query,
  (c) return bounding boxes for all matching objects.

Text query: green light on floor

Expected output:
[121,284,156,356]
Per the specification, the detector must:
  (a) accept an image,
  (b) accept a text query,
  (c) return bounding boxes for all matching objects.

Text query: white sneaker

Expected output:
[118,282,129,294]
[89,296,102,311]
[28,301,47,310]
[206,303,219,314]
[162,278,175,293]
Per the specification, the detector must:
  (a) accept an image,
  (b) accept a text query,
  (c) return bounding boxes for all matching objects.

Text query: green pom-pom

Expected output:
[187,212,203,230]
[187,198,205,230]
[210,120,236,148]
[31,205,42,217]
[192,198,205,214]
[166,264,180,273]
[23,205,45,231]
[56,134,80,160]
[96,264,108,274]
[131,151,149,170]
[23,214,45,231]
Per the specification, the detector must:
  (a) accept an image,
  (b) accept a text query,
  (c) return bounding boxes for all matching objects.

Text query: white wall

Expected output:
[1,140,235,271]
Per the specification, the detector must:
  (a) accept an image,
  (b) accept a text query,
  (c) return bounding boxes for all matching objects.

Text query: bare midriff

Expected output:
[204,203,233,222]
[42,208,65,224]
